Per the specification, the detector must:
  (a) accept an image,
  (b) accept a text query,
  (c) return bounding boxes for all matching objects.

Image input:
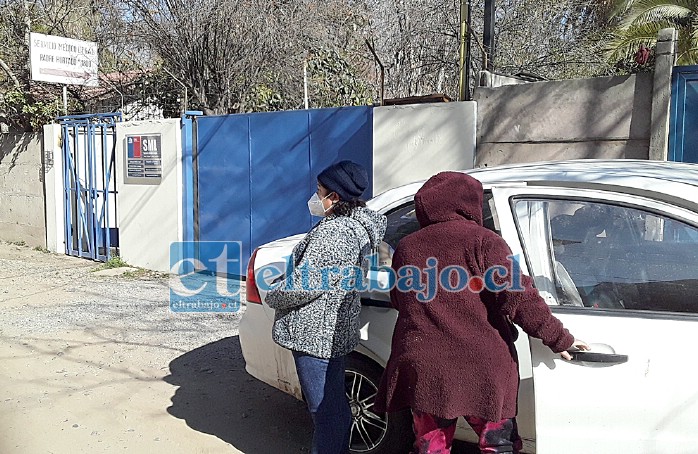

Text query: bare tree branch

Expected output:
[0,56,21,89]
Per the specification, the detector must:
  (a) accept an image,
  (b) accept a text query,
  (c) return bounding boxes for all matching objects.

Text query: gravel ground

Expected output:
[1,254,245,349]
[0,242,475,454]
[0,241,311,454]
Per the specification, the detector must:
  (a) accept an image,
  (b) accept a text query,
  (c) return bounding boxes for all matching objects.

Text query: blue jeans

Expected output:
[293,351,352,454]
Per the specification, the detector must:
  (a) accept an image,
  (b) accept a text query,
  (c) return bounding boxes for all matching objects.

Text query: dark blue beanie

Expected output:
[317,160,369,201]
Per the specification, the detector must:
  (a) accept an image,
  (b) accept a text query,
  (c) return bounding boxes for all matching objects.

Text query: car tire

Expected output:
[345,355,414,454]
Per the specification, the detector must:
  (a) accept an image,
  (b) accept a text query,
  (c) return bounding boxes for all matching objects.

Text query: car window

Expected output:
[382,191,499,250]
[515,198,698,314]
[382,203,420,250]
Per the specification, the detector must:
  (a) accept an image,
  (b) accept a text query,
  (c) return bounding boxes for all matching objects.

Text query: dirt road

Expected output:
[0,242,481,454]
[0,242,311,454]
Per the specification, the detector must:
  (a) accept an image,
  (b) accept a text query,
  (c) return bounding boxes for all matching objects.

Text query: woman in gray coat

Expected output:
[265,160,387,454]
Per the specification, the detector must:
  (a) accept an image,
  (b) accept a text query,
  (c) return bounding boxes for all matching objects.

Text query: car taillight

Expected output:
[246,248,262,304]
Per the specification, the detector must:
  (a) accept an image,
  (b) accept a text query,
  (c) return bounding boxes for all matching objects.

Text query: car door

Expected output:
[359,191,508,362]
[492,185,698,453]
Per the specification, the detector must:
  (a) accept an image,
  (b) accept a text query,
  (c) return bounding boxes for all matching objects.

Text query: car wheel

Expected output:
[345,355,414,454]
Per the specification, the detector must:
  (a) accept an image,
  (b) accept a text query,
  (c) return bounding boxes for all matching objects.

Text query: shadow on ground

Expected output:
[164,335,478,454]
[164,336,312,453]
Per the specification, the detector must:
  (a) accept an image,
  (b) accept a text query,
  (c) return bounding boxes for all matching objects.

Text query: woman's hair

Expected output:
[332,199,366,217]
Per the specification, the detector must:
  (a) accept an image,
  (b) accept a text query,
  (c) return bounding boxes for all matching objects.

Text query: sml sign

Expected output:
[127,136,160,158]
[125,134,163,184]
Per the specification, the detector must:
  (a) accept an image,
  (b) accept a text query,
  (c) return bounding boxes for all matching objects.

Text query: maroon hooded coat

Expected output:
[373,172,574,422]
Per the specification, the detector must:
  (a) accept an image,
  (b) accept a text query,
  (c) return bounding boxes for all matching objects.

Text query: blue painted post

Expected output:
[62,124,72,256]
[74,124,84,257]
[87,122,96,259]
[101,122,110,260]
[181,112,200,243]
[181,111,202,274]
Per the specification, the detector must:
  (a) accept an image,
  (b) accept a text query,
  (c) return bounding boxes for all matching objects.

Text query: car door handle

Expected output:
[566,351,629,364]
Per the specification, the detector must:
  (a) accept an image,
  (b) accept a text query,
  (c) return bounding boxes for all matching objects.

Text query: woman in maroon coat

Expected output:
[374,172,588,454]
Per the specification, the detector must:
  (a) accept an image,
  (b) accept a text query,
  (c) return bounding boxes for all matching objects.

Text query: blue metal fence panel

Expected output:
[309,107,373,198]
[669,65,698,163]
[249,110,312,259]
[196,115,252,268]
[192,106,374,273]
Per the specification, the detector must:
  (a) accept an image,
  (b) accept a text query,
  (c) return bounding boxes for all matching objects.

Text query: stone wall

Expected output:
[0,133,46,247]
[474,72,654,167]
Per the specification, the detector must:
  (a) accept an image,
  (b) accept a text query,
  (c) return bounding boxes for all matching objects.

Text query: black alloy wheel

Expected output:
[345,356,413,454]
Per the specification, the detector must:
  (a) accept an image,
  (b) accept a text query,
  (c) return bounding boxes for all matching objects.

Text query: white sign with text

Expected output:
[30,33,99,87]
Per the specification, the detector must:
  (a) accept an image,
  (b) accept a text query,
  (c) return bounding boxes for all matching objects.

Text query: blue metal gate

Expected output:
[669,65,698,162]
[190,106,374,269]
[58,113,121,261]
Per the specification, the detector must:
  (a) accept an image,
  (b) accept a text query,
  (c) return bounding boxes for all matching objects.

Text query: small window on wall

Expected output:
[514,198,698,315]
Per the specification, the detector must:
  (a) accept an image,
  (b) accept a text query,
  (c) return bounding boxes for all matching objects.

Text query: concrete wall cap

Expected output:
[657,28,678,42]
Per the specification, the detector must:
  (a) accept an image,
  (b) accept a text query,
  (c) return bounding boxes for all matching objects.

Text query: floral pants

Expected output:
[412,410,523,454]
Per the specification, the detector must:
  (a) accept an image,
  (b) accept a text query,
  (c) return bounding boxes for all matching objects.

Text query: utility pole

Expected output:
[483,0,495,71]
[458,0,472,101]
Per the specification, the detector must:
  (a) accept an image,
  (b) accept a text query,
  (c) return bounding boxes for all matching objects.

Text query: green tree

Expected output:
[493,0,619,79]
[606,0,698,66]
[307,48,373,107]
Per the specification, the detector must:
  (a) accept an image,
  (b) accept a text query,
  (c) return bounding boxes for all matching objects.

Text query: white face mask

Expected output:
[308,193,333,217]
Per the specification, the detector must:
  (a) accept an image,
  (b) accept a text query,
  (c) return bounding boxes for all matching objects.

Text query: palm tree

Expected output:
[606,0,698,65]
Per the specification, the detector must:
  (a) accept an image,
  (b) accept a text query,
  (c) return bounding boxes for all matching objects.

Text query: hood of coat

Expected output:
[414,171,483,228]
[343,206,387,250]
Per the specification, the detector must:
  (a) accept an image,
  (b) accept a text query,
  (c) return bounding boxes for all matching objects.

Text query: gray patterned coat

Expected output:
[265,207,387,359]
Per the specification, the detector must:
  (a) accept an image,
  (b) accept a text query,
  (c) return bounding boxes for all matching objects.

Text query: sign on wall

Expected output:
[124,135,163,185]
[29,32,99,87]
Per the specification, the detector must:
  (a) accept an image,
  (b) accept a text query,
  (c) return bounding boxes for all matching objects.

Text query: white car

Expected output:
[239,159,698,454]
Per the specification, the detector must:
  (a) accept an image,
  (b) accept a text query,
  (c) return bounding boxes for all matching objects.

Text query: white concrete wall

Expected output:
[0,133,46,247]
[115,119,182,272]
[43,124,65,253]
[373,102,476,195]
